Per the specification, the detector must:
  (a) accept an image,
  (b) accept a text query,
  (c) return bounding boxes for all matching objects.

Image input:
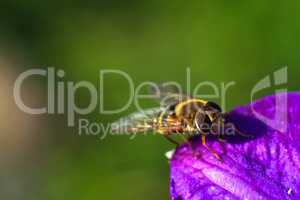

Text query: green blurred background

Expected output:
[1,1,300,200]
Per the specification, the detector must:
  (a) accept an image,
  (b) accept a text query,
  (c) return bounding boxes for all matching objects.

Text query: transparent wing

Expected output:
[149,83,191,106]
[110,107,163,134]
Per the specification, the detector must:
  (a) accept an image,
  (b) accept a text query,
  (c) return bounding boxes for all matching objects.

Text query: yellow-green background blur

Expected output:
[1,1,300,200]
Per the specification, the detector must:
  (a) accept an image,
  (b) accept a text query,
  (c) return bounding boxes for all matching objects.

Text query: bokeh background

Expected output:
[1,1,300,200]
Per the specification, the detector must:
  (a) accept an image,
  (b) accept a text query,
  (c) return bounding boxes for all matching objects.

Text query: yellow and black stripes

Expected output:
[156,99,208,134]
[175,99,207,118]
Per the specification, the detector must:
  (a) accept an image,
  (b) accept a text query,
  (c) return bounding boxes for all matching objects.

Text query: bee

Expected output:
[111,84,251,160]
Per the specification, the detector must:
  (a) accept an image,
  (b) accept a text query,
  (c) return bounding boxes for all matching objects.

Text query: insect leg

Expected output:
[201,135,222,161]
[218,134,227,143]
[179,134,194,150]
[163,134,180,146]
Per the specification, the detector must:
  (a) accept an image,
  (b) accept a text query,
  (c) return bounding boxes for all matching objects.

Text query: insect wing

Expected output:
[148,84,191,106]
[110,108,162,134]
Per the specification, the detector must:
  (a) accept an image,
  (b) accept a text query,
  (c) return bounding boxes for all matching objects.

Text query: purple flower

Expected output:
[170,93,300,200]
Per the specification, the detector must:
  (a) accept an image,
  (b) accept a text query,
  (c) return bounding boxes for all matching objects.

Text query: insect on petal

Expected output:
[170,92,300,200]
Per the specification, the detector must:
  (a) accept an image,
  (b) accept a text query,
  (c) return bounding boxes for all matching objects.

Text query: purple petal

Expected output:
[170,92,300,200]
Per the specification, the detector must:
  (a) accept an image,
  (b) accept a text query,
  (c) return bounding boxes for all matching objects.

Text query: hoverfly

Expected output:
[111,84,251,160]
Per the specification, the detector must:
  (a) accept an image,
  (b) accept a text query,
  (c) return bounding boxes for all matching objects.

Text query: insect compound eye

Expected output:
[194,111,211,133]
[205,101,222,113]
